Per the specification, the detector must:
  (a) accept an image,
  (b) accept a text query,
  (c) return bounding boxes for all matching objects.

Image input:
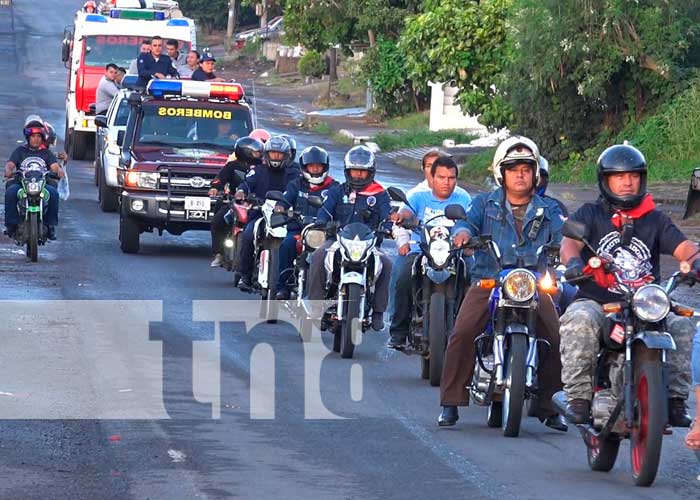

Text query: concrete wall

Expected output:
[428,81,488,133]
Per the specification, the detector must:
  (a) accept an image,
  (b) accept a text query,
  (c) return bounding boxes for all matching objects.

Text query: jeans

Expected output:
[238,214,261,278]
[389,252,419,340]
[4,182,59,227]
[387,253,408,317]
[693,326,700,387]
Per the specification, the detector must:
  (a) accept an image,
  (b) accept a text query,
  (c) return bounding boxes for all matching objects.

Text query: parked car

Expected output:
[233,17,284,48]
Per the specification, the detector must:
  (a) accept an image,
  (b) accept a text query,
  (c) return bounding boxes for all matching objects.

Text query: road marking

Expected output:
[168,449,187,463]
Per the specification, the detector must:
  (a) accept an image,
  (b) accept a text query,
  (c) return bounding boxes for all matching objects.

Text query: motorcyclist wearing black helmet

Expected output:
[4,117,65,240]
[236,136,301,290]
[274,145,339,299]
[209,136,264,266]
[306,145,392,331]
[560,142,698,426]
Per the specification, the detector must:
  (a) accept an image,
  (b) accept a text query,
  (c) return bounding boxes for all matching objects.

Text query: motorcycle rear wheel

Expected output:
[587,435,620,472]
[630,359,665,487]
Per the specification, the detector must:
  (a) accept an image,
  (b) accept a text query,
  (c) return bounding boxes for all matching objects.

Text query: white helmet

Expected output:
[492,136,540,187]
[539,156,549,175]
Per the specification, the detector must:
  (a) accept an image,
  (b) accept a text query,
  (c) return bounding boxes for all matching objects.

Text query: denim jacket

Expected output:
[453,187,564,279]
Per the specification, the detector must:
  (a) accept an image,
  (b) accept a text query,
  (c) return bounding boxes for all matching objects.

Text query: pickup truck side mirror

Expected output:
[94,115,108,128]
[116,130,126,147]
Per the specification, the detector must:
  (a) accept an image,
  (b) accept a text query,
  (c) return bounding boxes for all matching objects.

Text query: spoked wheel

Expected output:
[502,334,527,437]
[630,361,665,486]
[587,435,620,472]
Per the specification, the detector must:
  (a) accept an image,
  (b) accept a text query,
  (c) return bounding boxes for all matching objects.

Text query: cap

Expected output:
[200,52,216,62]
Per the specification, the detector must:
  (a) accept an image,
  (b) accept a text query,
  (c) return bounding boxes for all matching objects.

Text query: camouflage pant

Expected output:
[560,299,693,401]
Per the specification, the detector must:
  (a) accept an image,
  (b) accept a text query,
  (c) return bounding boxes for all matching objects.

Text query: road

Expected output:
[0,2,698,499]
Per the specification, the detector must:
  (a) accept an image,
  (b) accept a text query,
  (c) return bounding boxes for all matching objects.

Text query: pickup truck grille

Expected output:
[158,172,216,195]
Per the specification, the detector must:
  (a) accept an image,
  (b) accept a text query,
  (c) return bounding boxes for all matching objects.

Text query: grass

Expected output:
[374,129,476,152]
[385,112,430,130]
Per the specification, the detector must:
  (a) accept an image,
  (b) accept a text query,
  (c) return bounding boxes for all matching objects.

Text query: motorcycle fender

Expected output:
[26,205,41,213]
[505,324,528,336]
[253,217,265,239]
[426,267,451,284]
[632,331,676,351]
[340,271,364,286]
[258,249,269,288]
[269,226,287,238]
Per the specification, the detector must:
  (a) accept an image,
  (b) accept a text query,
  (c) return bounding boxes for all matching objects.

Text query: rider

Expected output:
[437,136,567,431]
[209,136,265,266]
[274,146,339,300]
[306,145,393,331]
[559,143,697,427]
[4,117,65,240]
[279,134,299,169]
[388,154,472,348]
[82,1,96,13]
[249,128,271,145]
[537,156,568,217]
[237,136,301,291]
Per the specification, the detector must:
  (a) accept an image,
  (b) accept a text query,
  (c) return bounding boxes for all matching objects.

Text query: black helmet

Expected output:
[264,135,292,169]
[299,146,330,185]
[343,145,376,191]
[234,136,264,166]
[597,142,647,209]
[279,134,297,161]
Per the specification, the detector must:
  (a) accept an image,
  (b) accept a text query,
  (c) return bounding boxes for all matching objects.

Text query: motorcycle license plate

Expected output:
[184,197,211,211]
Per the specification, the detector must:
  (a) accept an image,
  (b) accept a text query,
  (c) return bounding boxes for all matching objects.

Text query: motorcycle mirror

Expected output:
[445,204,467,221]
[387,186,408,204]
[562,219,588,242]
[307,195,324,209]
[683,167,700,219]
[269,213,287,228]
[265,190,285,202]
[94,115,108,128]
[402,216,419,231]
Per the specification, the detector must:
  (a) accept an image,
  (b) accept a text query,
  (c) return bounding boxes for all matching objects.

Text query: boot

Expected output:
[371,312,384,331]
[565,398,591,425]
[438,406,459,427]
[669,398,692,428]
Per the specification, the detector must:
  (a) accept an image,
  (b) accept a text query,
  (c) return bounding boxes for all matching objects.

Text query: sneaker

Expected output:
[238,275,253,292]
[371,312,385,331]
[387,335,407,349]
[210,254,224,267]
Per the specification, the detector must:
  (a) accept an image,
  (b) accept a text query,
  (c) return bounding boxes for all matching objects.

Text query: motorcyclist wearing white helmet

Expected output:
[437,136,567,430]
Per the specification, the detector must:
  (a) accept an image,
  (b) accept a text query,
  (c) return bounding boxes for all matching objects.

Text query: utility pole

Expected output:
[225,0,237,52]
[260,0,268,29]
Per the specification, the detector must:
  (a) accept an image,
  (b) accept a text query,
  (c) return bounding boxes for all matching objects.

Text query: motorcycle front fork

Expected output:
[493,307,538,388]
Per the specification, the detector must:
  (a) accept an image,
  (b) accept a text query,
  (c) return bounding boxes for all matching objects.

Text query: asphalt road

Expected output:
[0,2,698,499]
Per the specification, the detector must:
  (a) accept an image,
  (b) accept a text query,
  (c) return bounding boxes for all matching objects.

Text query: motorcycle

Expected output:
[468,236,561,437]
[315,213,392,359]
[10,168,56,262]
[250,190,289,322]
[552,219,698,486]
[387,187,470,386]
[220,194,253,284]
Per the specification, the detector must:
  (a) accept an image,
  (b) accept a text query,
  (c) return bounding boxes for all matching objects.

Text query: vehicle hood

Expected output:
[132,145,230,166]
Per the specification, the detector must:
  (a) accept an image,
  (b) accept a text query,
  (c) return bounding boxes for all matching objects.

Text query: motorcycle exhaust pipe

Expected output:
[551,391,568,417]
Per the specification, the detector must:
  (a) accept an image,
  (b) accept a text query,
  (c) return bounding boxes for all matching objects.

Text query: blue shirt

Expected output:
[405,187,471,252]
[453,187,564,279]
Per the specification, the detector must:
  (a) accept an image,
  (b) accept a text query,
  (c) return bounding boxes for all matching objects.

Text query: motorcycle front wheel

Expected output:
[630,359,665,487]
[428,292,447,387]
[502,334,527,437]
[27,212,39,263]
[339,283,362,359]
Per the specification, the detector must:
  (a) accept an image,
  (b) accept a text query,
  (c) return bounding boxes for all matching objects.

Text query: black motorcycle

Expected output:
[388,187,470,386]
[552,219,698,486]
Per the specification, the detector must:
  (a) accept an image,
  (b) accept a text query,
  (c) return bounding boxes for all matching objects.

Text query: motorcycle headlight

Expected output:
[340,236,372,262]
[304,229,326,250]
[137,172,160,189]
[26,181,42,195]
[429,239,450,267]
[503,270,537,302]
[633,284,670,323]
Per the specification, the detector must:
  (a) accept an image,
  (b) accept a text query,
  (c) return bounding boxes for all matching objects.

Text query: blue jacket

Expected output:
[137,53,179,86]
[453,187,564,279]
[317,182,391,231]
[284,176,338,219]
[240,164,300,201]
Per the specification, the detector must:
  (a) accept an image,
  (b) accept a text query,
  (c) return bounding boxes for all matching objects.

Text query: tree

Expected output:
[399,0,513,128]
[506,0,700,159]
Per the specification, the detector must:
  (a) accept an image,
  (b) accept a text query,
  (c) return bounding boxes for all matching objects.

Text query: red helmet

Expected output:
[83,1,97,12]
[249,128,271,144]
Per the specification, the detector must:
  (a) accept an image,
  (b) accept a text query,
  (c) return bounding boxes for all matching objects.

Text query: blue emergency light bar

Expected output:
[167,19,189,27]
[85,14,108,22]
[147,80,245,101]
[120,75,143,90]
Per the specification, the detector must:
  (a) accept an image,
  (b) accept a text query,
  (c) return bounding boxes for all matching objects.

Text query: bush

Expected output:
[298,50,325,78]
[360,37,415,118]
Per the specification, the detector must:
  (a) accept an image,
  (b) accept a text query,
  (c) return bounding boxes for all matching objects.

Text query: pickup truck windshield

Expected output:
[136,102,251,149]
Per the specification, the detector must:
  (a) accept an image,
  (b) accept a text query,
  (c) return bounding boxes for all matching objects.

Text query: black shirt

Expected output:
[9,145,57,174]
[137,53,179,85]
[191,68,217,81]
[210,159,251,191]
[571,200,686,303]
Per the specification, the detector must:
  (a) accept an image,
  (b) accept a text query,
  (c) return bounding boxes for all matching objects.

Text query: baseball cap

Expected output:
[201,52,216,62]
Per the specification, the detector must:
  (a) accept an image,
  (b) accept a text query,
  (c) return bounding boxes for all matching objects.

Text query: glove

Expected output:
[564,257,585,281]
